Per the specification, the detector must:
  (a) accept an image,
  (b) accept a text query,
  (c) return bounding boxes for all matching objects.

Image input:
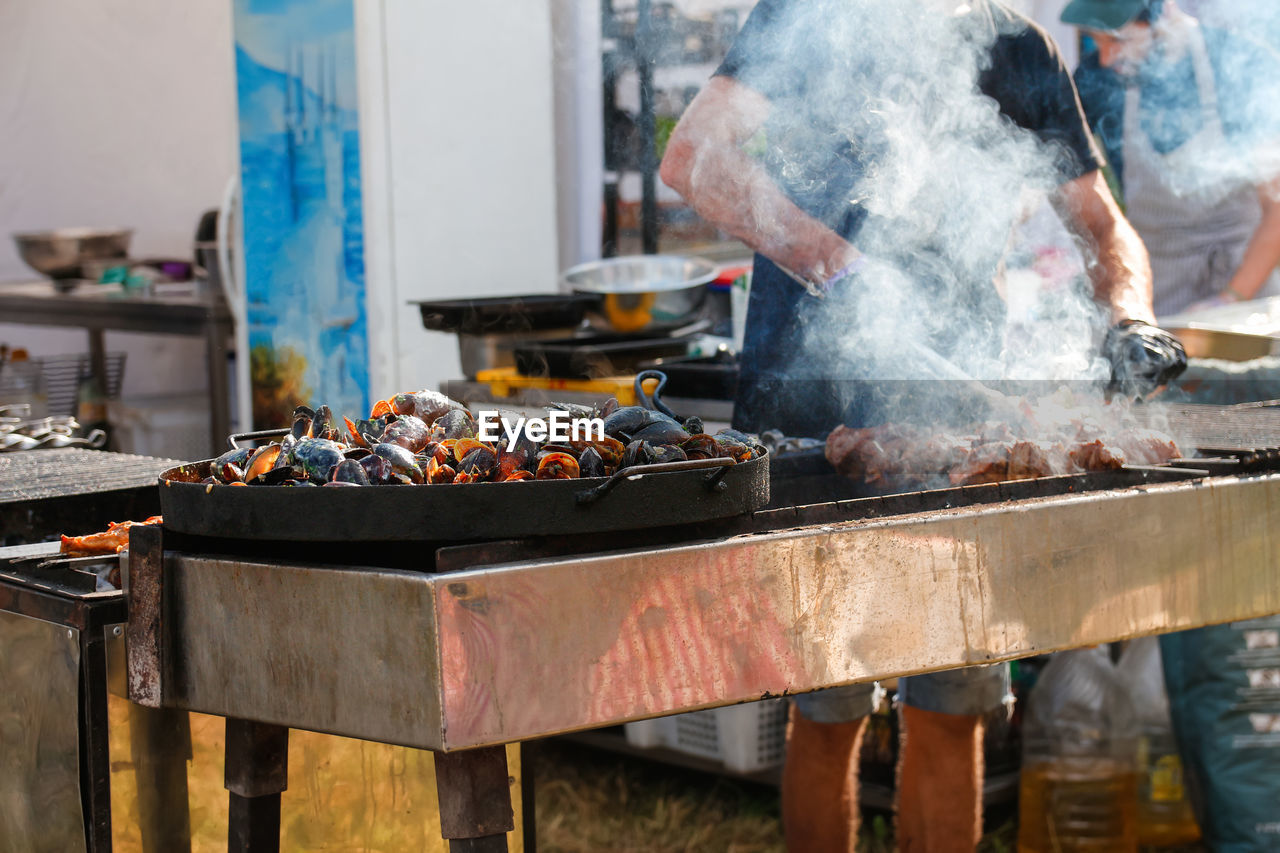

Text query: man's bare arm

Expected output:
[1055,170,1156,325]
[659,76,863,287]
[1225,175,1280,301]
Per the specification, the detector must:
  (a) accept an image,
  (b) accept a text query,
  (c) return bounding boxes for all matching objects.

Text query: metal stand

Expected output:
[0,564,126,851]
[224,719,289,853]
[433,746,515,852]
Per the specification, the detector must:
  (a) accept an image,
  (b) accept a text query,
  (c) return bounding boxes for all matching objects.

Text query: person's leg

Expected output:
[895,666,1011,853]
[784,683,881,852]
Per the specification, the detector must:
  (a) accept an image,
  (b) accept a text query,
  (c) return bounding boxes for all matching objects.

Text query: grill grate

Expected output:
[1137,404,1280,455]
[0,449,180,506]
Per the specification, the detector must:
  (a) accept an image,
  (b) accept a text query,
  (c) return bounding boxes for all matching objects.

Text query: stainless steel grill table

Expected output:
[0,447,181,851]
[0,279,234,456]
[124,397,1280,851]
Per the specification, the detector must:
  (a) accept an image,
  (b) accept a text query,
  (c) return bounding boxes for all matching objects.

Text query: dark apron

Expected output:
[733,253,1006,438]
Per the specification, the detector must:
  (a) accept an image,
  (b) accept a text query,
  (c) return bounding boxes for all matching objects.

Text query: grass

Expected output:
[531,739,1023,853]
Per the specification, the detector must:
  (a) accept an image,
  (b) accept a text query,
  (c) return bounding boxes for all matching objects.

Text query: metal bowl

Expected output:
[562,255,716,334]
[12,228,133,280]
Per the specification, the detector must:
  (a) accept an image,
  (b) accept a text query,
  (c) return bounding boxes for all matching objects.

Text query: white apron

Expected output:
[1122,18,1277,316]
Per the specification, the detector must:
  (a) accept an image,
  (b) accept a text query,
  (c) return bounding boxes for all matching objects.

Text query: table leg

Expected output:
[205,319,232,454]
[434,746,514,853]
[80,624,113,851]
[520,741,537,853]
[225,719,288,853]
[88,329,107,397]
[128,704,193,853]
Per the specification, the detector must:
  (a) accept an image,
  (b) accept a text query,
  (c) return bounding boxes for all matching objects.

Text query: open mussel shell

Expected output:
[535,451,579,480]
[457,446,497,478]
[243,443,284,483]
[212,447,253,483]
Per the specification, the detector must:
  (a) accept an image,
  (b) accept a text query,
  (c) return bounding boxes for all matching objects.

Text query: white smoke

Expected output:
[729,0,1111,395]
[1124,2,1280,201]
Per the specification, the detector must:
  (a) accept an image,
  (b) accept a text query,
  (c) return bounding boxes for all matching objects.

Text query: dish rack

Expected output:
[0,353,126,417]
[624,699,789,775]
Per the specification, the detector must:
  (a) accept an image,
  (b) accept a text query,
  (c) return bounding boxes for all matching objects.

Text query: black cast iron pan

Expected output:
[158,453,767,542]
[158,372,769,543]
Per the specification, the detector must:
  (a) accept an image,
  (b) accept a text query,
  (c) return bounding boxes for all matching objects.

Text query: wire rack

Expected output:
[0,353,126,418]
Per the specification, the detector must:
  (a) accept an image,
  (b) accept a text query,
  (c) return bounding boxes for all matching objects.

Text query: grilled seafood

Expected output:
[194,393,764,488]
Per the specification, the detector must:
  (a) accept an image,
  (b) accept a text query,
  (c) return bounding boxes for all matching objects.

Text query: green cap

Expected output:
[1060,0,1148,30]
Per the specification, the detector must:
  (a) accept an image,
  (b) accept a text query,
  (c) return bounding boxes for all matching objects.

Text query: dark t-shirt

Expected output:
[714,0,1103,434]
[1074,25,1280,196]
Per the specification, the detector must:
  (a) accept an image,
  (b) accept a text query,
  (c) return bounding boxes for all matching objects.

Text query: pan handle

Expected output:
[575,456,735,506]
[229,427,289,450]
[634,370,680,420]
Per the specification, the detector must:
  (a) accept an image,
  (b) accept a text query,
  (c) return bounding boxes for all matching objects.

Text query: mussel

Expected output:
[372,442,424,484]
[602,406,681,442]
[243,443,284,483]
[310,405,341,441]
[630,420,690,445]
[578,446,605,478]
[536,452,580,480]
[290,405,316,440]
[379,414,431,453]
[572,436,625,472]
[293,438,345,482]
[344,415,390,448]
[359,454,395,484]
[212,447,253,484]
[392,390,465,424]
[331,458,371,486]
[432,409,476,441]
[425,456,457,484]
[681,433,720,460]
[455,441,498,482]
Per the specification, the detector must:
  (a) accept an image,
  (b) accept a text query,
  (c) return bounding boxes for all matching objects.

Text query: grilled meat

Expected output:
[60,516,163,557]
[826,405,1182,492]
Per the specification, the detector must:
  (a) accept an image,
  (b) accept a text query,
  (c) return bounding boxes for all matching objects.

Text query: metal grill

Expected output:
[1138,403,1280,455]
[0,449,179,505]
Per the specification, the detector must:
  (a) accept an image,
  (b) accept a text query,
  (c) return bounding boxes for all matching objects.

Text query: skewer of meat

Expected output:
[60,516,163,557]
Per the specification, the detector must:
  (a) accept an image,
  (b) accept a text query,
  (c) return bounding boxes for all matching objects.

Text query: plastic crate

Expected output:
[624,699,789,774]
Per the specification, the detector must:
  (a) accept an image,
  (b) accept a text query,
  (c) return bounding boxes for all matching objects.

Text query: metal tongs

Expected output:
[902,339,1025,422]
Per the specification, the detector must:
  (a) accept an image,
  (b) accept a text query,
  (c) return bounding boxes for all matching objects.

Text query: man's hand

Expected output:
[1104,320,1188,397]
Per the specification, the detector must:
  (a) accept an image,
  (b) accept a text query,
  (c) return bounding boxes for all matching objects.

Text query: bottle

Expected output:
[3,349,48,417]
[76,369,110,447]
[1018,647,1139,853]
[1118,638,1201,847]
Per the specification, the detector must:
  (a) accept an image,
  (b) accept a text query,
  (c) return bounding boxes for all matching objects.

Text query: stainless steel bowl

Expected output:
[562,255,716,334]
[13,228,133,280]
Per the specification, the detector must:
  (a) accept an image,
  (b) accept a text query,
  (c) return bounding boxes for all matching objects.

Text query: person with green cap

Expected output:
[1065,7,1280,848]
[1063,0,1280,315]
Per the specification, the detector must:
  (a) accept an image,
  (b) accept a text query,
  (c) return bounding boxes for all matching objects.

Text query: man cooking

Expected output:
[660,0,1185,849]
[1066,0,1280,315]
